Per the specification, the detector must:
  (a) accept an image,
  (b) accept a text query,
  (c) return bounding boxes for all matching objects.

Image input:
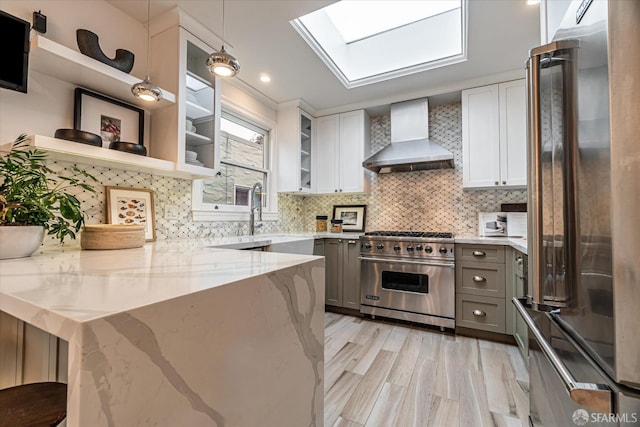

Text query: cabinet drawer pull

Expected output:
[472,276,486,283]
[472,309,486,317]
[348,240,357,244]
[495,181,499,185]
[502,180,507,185]
[472,250,486,257]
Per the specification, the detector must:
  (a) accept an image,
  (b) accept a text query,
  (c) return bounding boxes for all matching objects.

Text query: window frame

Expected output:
[191,101,278,221]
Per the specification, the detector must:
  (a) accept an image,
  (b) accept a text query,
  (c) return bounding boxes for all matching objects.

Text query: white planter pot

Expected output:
[0,226,45,259]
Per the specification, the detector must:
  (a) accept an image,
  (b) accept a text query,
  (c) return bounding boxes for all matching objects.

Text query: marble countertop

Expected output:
[455,236,528,255]
[0,238,322,340]
[1,234,326,426]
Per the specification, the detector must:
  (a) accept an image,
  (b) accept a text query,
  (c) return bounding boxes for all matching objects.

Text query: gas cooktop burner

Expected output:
[364,231,454,239]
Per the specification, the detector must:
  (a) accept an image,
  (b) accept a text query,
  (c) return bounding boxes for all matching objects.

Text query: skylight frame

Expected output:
[291,0,468,89]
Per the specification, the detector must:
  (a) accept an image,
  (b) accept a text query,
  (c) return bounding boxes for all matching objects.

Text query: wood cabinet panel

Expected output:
[456,245,506,263]
[462,80,526,189]
[314,110,370,194]
[456,262,506,297]
[342,239,361,310]
[319,238,361,310]
[0,312,67,388]
[324,239,342,306]
[456,294,506,334]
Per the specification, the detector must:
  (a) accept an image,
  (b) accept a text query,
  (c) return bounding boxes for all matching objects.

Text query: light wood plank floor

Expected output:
[324,313,529,427]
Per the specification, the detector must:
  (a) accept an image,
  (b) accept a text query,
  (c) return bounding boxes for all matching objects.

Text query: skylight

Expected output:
[291,0,467,88]
[324,1,460,44]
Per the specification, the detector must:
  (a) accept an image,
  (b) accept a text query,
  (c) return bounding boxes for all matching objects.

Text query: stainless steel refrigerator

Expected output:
[513,0,640,425]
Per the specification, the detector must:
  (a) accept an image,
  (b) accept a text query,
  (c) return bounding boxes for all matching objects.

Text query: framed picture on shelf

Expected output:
[73,88,144,147]
[105,186,156,241]
[332,205,367,232]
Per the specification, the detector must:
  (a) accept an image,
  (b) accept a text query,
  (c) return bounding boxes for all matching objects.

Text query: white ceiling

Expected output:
[106,0,540,115]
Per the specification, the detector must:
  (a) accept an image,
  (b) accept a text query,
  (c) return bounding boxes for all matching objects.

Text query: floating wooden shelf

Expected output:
[0,135,217,179]
[29,35,176,110]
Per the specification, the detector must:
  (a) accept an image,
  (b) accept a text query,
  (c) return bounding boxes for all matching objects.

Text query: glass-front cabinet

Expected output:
[300,112,312,191]
[276,105,314,193]
[150,26,221,176]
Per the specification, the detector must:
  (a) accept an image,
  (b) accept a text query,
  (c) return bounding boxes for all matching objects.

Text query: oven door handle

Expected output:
[512,298,612,413]
[359,256,455,269]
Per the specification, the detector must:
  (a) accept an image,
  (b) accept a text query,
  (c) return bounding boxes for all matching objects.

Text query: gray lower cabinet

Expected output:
[455,244,507,333]
[314,238,360,310]
[510,248,529,358]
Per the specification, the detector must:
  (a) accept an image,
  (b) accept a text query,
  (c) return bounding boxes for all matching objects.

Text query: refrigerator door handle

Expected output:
[512,298,612,413]
[526,47,543,307]
[526,40,580,309]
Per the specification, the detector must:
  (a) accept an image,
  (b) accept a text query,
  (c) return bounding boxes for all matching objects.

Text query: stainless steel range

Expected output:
[359,231,455,329]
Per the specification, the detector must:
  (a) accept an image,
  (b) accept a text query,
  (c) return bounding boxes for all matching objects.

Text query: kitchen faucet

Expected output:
[249,182,263,235]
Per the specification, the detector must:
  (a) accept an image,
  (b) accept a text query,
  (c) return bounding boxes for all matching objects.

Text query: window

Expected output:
[193,109,271,216]
[291,0,467,88]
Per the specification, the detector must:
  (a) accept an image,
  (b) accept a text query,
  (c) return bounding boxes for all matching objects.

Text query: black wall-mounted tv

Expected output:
[0,10,30,93]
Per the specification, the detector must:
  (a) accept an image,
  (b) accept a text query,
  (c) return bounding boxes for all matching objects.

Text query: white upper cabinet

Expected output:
[314,115,340,194]
[314,110,371,194]
[462,80,527,189]
[499,80,527,187]
[276,106,314,193]
[150,27,221,178]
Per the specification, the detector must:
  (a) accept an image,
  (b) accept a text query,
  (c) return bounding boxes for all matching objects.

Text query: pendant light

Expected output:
[206,0,240,78]
[131,0,163,102]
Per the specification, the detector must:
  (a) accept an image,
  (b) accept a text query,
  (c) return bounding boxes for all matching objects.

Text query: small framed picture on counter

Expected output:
[105,186,156,240]
[332,205,367,232]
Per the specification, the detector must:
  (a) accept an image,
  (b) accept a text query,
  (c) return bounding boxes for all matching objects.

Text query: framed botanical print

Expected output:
[105,186,156,240]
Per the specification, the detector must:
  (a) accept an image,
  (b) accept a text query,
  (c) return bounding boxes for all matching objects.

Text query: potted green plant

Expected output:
[0,134,98,259]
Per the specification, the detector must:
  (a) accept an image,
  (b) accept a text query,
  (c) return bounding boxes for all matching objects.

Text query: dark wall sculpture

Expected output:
[76,29,135,73]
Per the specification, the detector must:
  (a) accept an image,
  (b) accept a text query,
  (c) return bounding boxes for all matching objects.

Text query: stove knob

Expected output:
[393,244,401,252]
[439,247,448,254]
[416,244,423,251]
[377,243,384,250]
[425,246,433,253]
[363,243,372,250]
[406,245,414,252]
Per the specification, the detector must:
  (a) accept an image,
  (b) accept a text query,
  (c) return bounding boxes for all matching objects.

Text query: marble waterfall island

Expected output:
[0,244,325,426]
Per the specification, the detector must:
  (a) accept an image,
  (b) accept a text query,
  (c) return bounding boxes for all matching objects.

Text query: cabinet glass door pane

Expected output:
[185,41,215,168]
[300,113,312,190]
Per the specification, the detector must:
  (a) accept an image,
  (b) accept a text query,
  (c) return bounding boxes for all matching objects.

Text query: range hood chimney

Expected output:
[362,98,454,173]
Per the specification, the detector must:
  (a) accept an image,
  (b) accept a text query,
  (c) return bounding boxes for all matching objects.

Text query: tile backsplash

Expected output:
[285,102,527,236]
[40,101,526,245]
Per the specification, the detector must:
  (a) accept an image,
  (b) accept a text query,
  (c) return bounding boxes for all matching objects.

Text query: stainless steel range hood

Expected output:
[363,98,454,173]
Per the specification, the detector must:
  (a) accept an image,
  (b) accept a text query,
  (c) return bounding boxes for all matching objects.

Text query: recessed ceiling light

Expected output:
[260,74,271,83]
[526,0,541,5]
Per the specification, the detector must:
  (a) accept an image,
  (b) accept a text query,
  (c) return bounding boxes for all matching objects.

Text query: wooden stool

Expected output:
[0,382,67,427]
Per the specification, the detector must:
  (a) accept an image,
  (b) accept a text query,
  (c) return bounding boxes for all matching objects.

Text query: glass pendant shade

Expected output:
[207,46,240,78]
[131,76,163,101]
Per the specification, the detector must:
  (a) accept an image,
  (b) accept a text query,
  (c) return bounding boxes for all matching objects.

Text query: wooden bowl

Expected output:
[108,141,147,156]
[81,224,145,250]
[54,129,102,147]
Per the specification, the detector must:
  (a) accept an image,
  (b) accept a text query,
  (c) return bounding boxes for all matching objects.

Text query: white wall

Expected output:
[0,0,277,149]
[0,0,148,143]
